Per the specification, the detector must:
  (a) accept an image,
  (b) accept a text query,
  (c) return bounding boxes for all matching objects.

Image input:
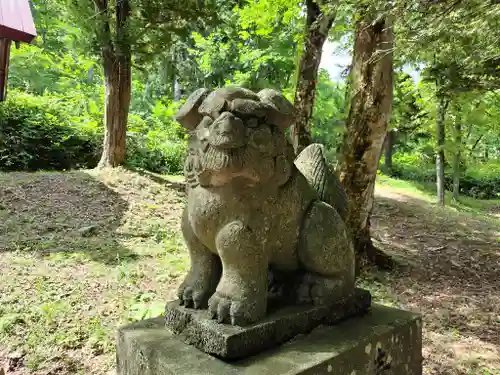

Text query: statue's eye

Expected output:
[197,127,210,140]
[247,117,259,128]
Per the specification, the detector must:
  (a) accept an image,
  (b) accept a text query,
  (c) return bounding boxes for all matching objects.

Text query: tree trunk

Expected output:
[0,38,12,101]
[97,0,132,168]
[383,130,395,174]
[339,15,394,271]
[174,78,182,102]
[291,0,335,155]
[452,122,461,201]
[435,95,448,206]
[163,55,178,100]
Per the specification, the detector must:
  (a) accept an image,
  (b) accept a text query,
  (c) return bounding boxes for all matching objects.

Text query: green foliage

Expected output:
[397,1,500,93]
[0,91,187,174]
[127,137,186,175]
[0,91,100,171]
[127,292,165,322]
[9,41,99,96]
[389,153,500,199]
[188,1,302,90]
[126,101,187,174]
[390,153,436,182]
[462,162,500,199]
[311,70,347,150]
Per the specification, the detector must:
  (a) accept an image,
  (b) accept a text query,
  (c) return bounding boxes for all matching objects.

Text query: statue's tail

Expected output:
[294,144,348,221]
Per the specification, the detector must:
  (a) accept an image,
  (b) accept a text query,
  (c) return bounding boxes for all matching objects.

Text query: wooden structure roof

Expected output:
[0,0,37,43]
[0,0,37,101]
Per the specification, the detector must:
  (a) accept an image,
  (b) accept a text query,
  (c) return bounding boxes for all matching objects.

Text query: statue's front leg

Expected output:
[208,221,268,326]
[178,209,222,309]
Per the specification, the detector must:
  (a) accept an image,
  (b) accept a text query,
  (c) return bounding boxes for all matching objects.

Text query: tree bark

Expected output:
[435,95,448,206]
[174,78,182,102]
[163,55,178,101]
[291,0,335,155]
[339,15,394,271]
[452,122,461,201]
[97,0,132,169]
[383,130,395,174]
[0,38,11,102]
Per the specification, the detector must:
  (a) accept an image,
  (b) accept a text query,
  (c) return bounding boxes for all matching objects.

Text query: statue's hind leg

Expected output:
[297,200,355,305]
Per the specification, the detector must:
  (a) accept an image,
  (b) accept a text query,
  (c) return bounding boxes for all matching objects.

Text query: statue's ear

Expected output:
[174,88,209,130]
[257,89,295,131]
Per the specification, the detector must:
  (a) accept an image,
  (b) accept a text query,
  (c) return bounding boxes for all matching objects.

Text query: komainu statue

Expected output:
[174,87,355,326]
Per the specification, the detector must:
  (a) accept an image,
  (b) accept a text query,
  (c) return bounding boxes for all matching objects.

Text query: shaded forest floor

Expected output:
[0,169,499,375]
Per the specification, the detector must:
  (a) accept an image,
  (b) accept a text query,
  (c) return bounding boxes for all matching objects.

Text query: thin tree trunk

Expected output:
[383,130,395,174]
[87,66,95,84]
[0,38,11,102]
[435,95,449,206]
[452,122,461,201]
[174,78,182,102]
[97,0,131,168]
[164,55,177,100]
[291,0,336,155]
[339,15,394,271]
[469,134,483,156]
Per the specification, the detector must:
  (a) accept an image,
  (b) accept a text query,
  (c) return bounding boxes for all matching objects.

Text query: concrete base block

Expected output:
[117,304,422,375]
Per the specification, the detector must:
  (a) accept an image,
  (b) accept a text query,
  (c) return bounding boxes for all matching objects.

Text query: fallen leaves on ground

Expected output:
[366,185,500,375]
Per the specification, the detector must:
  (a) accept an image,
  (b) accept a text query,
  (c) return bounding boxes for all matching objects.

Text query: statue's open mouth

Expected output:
[201,144,246,172]
[197,144,261,187]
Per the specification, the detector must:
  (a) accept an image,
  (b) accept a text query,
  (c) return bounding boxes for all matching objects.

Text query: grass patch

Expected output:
[376,173,500,222]
[0,168,187,374]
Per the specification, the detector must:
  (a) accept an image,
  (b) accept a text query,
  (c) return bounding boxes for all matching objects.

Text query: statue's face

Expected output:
[188,111,288,188]
[178,87,295,189]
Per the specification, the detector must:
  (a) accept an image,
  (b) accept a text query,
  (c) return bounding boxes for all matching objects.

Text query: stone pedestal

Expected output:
[116,304,422,375]
[165,288,371,359]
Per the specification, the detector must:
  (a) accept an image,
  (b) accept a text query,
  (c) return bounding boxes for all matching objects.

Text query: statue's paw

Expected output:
[177,279,213,309]
[208,291,263,326]
[296,273,347,306]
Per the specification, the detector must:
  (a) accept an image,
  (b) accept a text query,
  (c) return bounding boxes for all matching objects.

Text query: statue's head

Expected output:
[175,87,295,188]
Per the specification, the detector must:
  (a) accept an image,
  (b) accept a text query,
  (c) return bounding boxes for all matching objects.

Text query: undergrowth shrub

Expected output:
[127,135,187,175]
[125,102,187,175]
[0,91,187,174]
[461,162,500,199]
[390,153,436,182]
[0,91,101,171]
[387,152,500,199]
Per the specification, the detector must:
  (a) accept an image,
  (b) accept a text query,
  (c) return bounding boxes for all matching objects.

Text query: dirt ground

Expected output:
[0,169,499,374]
[365,183,500,375]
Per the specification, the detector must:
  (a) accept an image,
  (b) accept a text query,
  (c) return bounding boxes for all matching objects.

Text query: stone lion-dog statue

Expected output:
[174,87,355,326]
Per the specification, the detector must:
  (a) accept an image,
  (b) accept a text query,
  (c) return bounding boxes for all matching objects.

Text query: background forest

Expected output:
[2,0,499,201]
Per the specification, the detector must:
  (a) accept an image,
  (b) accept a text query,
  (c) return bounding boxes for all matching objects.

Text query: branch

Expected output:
[469,134,484,155]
